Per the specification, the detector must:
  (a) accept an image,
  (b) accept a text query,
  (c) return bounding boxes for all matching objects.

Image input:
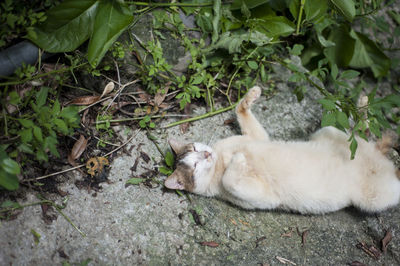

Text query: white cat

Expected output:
[164,86,400,214]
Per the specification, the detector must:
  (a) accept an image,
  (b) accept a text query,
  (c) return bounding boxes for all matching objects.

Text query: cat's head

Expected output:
[164,139,216,194]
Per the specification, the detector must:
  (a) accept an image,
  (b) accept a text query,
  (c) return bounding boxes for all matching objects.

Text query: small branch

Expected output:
[23,131,140,182]
[163,103,237,128]
[296,0,306,35]
[95,114,190,125]
[0,63,87,87]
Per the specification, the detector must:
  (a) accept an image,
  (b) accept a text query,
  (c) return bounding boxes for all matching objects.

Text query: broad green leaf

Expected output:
[289,44,304,56]
[87,1,134,67]
[348,31,391,78]
[33,126,43,143]
[324,25,355,67]
[126,177,145,185]
[159,166,172,175]
[330,0,356,22]
[52,100,61,115]
[321,112,336,127]
[165,151,175,168]
[0,169,19,190]
[1,158,20,175]
[0,200,21,208]
[336,111,350,129]
[369,119,382,138]
[27,0,99,52]
[318,99,336,111]
[36,86,49,107]
[230,0,269,10]
[251,16,295,38]
[18,119,34,128]
[304,0,328,22]
[317,33,335,48]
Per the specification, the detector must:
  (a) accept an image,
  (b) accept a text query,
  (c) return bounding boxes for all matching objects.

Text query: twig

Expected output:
[276,256,297,265]
[163,103,237,128]
[78,96,113,113]
[95,114,190,124]
[23,131,140,182]
[103,79,140,115]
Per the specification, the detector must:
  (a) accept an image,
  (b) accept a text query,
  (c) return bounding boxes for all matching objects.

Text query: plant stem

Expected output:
[0,63,87,86]
[163,103,237,128]
[296,0,306,35]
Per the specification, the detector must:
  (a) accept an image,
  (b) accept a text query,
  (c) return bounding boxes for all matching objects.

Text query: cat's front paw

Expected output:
[237,86,261,113]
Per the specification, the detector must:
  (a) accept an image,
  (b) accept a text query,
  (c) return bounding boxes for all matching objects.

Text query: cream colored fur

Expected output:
[165,86,400,214]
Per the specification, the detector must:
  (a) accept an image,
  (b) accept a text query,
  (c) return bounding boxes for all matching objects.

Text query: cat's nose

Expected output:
[204,151,211,159]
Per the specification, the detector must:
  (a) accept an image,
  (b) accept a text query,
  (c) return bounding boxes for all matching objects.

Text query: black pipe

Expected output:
[0,41,51,77]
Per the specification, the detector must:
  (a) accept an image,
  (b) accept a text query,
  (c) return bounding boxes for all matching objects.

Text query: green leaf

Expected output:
[0,200,21,209]
[251,16,295,38]
[36,86,49,107]
[339,70,359,80]
[212,0,221,44]
[304,0,328,22]
[19,119,34,128]
[321,112,336,127]
[369,119,382,138]
[323,25,355,67]
[289,44,304,56]
[159,166,172,175]
[27,0,99,52]
[349,136,358,160]
[230,0,269,10]
[330,0,356,22]
[336,111,350,129]
[54,119,69,134]
[1,158,20,175]
[126,177,145,185]
[318,99,336,111]
[348,31,391,78]
[87,1,134,67]
[44,136,60,157]
[33,126,44,143]
[247,61,259,70]
[0,169,19,191]
[165,151,175,168]
[52,99,61,115]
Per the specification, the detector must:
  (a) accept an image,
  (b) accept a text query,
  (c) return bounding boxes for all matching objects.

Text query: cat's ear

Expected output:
[168,139,186,154]
[164,172,185,190]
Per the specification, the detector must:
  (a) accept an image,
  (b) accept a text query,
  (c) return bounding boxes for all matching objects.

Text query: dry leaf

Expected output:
[68,135,88,166]
[356,242,381,259]
[200,241,219,247]
[301,229,309,246]
[276,256,296,265]
[100,82,115,98]
[70,95,100,106]
[381,230,392,253]
[154,83,170,106]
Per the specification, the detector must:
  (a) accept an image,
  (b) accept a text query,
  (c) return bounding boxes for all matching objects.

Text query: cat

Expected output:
[164,86,400,214]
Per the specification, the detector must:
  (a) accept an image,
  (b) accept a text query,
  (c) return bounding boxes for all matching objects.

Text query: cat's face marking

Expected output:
[164,140,216,192]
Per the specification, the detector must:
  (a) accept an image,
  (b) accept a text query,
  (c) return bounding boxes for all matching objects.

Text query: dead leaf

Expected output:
[301,229,309,246]
[189,209,203,226]
[356,241,381,259]
[100,82,115,98]
[349,261,366,266]
[381,230,392,253]
[153,83,170,106]
[200,241,219,247]
[223,119,235,125]
[70,95,100,106]
[140,151,151,163]
[68,135,88,166]
[276,256,296,265]
[281,227,294,238]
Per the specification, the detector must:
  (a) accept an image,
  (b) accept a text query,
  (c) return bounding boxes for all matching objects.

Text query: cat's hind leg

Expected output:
[221,152,279,209]
[236,86,270,141]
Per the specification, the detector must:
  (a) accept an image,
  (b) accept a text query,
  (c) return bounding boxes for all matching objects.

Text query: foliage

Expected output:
[0,86,80,190]
[0,0,58,48]
[27,0,134,67]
